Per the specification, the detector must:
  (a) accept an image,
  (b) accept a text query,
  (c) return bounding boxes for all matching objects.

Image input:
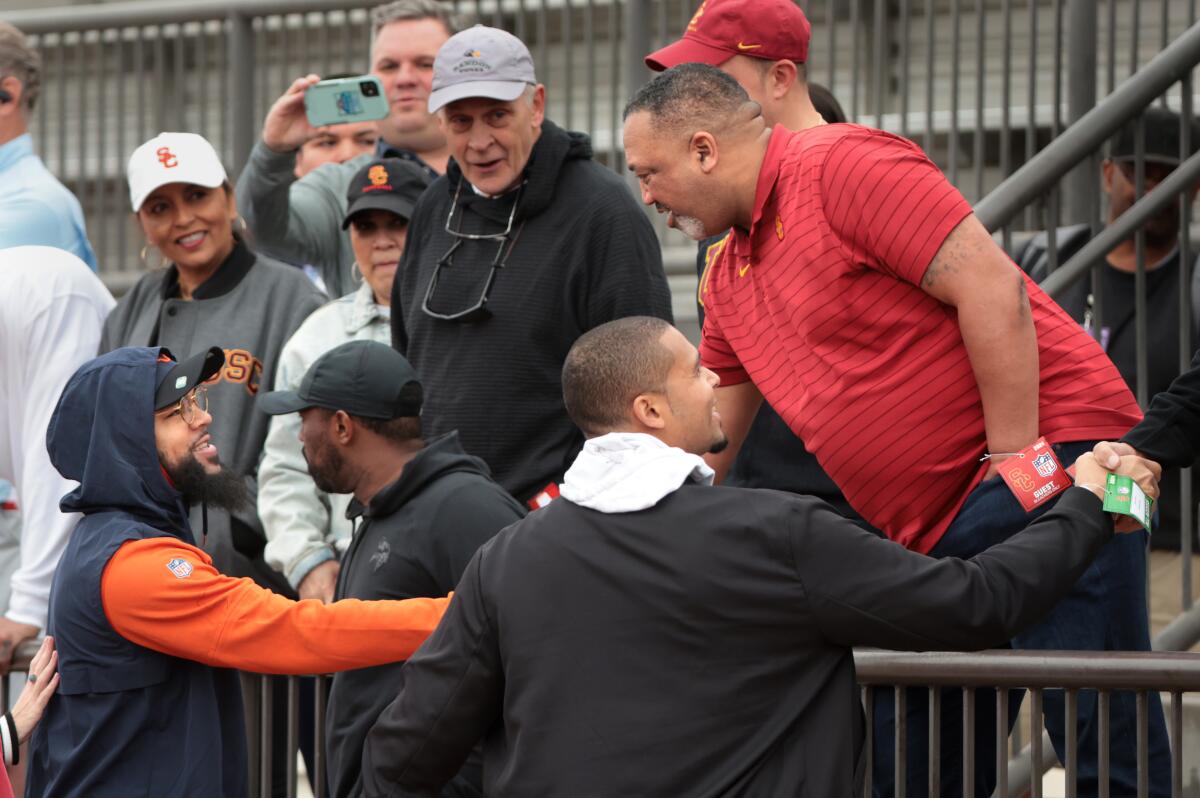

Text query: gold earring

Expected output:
[140,245,167,270]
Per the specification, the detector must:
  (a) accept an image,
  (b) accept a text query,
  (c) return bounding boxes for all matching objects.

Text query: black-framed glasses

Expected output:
[161,385,209,426]
[421,181,525,323]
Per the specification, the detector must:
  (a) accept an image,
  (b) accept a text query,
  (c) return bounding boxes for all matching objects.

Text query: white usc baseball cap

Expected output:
[127,132,228,212]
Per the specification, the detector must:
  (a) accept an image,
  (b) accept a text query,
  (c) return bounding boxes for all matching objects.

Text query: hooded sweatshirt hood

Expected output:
[47,346,191,537]
[348,431,496,521]
[444,119,594,223]
[560,432,715,513]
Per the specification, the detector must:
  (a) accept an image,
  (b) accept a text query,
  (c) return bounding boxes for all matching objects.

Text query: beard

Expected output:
[163,452,248,512]
[303,440,352,495]
[672,212,710,240]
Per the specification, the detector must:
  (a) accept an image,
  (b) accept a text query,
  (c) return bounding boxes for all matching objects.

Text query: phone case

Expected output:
[304,76,389,127]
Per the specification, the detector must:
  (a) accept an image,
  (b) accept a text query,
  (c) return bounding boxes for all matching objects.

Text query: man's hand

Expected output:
[0,617,40,671]
[12,636,58,743]
[1092,440,1142,470]
[297,558,340,604]
[1075,451,1162,533]
[262,74,323,154]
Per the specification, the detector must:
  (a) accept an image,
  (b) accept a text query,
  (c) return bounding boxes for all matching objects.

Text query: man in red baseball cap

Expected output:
[645,0,825,133]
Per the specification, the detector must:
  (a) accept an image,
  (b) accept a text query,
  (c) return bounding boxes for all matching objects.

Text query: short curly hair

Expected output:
[562,317,675,437]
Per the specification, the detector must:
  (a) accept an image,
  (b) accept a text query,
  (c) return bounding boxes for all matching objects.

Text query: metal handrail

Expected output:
[975,17,1200,234]
[1039,148,1200,297]
[854,649,1200,691]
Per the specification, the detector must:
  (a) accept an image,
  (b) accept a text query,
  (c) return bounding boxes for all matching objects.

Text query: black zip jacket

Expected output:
[327,432,524,798]
[362,485,1112,797]
[1125,348,1200,469]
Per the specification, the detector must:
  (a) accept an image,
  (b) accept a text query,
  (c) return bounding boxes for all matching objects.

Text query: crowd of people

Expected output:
[0,0,1197,795]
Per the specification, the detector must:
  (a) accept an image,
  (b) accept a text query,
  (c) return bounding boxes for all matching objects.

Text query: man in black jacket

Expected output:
[391,25,672,511]
[259,339,524,798]
[363,316,1158,798]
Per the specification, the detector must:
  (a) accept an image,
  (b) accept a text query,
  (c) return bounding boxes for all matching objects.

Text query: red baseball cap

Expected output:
[645,0,812,72]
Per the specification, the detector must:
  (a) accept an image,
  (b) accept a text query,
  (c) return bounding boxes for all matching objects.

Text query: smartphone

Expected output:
[304,76,389,127]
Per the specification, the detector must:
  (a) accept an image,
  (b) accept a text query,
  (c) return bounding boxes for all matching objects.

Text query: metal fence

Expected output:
[4,0,1198,283]
[855,649,1200,798]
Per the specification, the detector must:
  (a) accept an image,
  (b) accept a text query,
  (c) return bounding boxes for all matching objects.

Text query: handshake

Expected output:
[1076,442,1162,533]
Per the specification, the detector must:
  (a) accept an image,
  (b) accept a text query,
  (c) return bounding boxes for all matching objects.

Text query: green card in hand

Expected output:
[1102,473,1154,533]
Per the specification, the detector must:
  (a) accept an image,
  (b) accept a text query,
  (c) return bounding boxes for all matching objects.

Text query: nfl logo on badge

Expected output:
[1032,452,1057,478]
[166,558,193,579]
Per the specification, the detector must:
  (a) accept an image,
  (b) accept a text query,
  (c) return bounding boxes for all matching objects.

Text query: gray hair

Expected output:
[0,22,40,112]
[370,0,470,39]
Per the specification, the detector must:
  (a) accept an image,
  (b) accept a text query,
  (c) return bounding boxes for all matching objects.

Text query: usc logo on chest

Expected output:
[202,348,264,395]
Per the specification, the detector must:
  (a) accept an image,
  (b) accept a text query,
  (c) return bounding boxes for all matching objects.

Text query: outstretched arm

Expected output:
[102,537,447,674]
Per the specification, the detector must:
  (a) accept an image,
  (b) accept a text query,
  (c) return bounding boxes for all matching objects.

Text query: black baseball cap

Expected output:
[1108,106,1200,167]
[258,340,422,419]
[342,158,431,229]
[154,347,225,411]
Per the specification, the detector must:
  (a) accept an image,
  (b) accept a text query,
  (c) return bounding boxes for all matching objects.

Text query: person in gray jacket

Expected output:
[103,131,326,796]
[260,340,523,798]
[237,0,463,296]
[103,131,325,593]
[258,158,430,603]
[363,316,1159,798]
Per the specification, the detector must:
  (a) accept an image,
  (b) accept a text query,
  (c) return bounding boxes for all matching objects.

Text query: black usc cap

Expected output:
[342,158,431,229]
[154,347,225,411]
[258,340,422,420]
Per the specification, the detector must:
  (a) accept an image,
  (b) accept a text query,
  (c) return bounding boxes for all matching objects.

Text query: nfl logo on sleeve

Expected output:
[166,558,193,579]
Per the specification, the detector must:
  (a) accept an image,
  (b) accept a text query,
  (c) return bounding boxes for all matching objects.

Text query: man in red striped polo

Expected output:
[623,63,1169,796]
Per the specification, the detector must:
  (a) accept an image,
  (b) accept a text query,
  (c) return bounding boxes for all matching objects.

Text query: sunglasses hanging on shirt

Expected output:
[421,180,526,324]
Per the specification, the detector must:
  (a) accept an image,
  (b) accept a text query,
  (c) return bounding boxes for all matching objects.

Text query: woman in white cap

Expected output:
[99,131,326,792]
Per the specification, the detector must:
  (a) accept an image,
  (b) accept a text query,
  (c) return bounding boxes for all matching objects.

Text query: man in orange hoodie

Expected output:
[28,345,448,798]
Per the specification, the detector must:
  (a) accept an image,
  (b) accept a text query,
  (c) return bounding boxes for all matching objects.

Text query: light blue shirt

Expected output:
[0,134,97,270]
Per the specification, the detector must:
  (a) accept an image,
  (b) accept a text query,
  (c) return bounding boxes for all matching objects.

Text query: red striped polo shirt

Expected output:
[700,124,1142,552]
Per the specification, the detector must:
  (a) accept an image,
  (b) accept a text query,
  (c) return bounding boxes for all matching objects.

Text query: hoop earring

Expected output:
[237,215,248,233]
[140,245,167,270]
[351,261,364,285]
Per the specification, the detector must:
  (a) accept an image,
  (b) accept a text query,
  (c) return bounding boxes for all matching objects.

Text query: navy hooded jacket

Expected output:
[27,346,247,798]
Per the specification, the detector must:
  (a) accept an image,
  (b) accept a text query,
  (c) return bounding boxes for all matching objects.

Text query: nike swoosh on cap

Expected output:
[737,42,762,50]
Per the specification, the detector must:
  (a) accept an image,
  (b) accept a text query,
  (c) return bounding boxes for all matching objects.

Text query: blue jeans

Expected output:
[872,441,1171,797]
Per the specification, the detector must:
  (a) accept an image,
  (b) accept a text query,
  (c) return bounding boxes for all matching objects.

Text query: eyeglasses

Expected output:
[161,386,209,426]
[421,181,525,324]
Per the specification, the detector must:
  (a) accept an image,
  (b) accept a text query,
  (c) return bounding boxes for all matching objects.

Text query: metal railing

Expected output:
[4,0,1197,283]
[855,649,1200,798]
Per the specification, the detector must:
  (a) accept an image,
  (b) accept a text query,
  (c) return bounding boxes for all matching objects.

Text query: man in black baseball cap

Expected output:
[258,340,523,798]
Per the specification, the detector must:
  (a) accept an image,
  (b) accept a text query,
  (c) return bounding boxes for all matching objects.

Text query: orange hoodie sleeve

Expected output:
[101,537,449,674]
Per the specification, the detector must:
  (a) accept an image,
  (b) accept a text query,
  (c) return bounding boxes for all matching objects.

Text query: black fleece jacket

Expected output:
[391,120,672,505]
[362,486,1112,797]
[326,432,524,798]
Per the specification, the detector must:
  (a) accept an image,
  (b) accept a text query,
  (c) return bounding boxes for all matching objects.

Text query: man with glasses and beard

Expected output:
[258,339,522,798]
[28,345,449,798]
[391,25,671,512]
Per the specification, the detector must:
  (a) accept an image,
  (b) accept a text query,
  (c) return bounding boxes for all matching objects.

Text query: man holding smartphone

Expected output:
[238,0,462,297]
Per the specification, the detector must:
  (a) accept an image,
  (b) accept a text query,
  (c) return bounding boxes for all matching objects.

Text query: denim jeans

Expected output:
[872,440,1171,797]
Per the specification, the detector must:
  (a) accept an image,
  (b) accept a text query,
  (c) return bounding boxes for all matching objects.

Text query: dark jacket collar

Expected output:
[160,239,256,301]
[443,119,594,225]
[346,432,494,521]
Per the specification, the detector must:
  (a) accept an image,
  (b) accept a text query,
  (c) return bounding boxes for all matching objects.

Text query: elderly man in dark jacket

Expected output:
[391,25,672,512]
[362,316,1160,798]
[259,339,523,798]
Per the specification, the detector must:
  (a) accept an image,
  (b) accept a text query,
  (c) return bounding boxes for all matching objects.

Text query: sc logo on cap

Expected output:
[156,147,178,168]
